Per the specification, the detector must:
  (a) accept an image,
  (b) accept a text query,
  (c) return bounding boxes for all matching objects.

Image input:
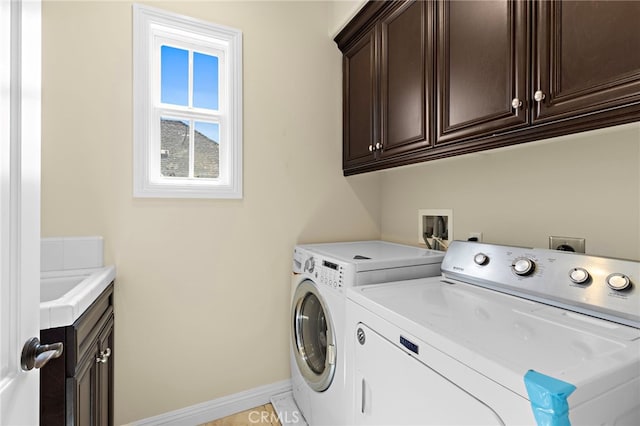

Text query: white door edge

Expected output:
[0,0,41,424]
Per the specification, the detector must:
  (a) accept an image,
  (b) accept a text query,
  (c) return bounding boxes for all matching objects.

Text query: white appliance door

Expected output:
[0,0,42,424]
[291,280,336,392]
[354,323,503,425]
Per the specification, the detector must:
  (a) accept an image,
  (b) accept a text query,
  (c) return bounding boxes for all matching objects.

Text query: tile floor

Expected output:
[200,404,281,426]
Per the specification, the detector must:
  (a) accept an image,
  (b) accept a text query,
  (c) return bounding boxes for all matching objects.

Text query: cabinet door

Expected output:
[343,29,377,169]
[436,0,529,145]
[96,319,114,426]
[70,345,98,426]
[533,0,640,122]
[378,0,433,159]
[380,1,433,158]
[69,318,114,426]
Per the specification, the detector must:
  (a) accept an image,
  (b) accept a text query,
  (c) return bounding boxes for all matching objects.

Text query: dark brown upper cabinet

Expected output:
[437,0,640,145]
[533,0,640,123]
[436,0,529,145]
[342,28,376,170]
[337,0,434,173]
[336,0,640,175]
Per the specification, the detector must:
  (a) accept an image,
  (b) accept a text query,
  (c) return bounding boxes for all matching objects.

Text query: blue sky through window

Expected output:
[195,122,219,143]
[194,52,219,110]
[160,46,188,106]
[161,45,220,142]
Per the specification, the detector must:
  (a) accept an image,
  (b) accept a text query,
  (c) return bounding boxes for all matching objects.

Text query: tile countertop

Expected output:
[40,236,116,329]
[40,265,116,330]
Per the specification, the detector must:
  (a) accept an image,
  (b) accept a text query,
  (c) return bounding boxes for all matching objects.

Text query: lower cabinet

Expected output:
[71,316,114,426]
[41,283,114,426]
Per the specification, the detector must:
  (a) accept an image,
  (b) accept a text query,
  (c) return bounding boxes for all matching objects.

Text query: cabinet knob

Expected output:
[534,90,545,102]
[96,347,112,364]
[511,98,523,109]
[375,142,382,150]
[368,144,374,152]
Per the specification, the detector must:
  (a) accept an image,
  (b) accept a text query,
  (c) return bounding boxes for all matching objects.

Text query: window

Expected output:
[133,4,242,198]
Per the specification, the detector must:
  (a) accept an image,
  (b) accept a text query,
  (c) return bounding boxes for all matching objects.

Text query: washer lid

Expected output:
[349,278,640,406]
[298,240,444,272]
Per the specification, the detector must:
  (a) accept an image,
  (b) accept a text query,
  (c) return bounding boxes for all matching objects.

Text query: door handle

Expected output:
[360,377,372,415]
[20,337,63,371]
[361,378,366,413]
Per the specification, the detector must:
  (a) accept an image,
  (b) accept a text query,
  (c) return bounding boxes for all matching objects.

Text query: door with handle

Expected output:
[435,0,529,145]
[533,0,640,123]
[0,0,43,424]
[354,323,502,425]
[291,280,336,392]
[96,320,114,426]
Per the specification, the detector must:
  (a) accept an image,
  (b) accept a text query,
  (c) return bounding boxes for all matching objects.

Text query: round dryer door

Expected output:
[291,280,336,392]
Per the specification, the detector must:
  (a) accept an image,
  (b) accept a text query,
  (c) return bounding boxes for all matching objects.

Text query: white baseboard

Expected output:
[127,379,293,426]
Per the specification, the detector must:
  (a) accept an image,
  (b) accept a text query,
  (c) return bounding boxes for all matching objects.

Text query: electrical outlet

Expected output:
[468,232,483,242]
[418,209,453,250]
[549,236,585,253]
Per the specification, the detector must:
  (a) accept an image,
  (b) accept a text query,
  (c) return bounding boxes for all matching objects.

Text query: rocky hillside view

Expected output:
[160,119,219,178]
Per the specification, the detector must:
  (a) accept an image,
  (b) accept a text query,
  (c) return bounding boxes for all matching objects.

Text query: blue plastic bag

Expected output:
[524,370,577,426]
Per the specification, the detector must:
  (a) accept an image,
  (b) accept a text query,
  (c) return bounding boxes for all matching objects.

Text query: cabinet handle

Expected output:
[96,347,112,364]
[534,90,545,102]
[511,98,522,109]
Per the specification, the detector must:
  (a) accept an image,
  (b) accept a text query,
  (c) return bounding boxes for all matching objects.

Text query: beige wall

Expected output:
[41,1,380,424]
[379,123,640,260]
[41,0,640,424]
[327,0,366,36]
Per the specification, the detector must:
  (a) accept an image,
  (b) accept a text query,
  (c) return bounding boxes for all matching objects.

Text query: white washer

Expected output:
[290,241,444,426]
[347,241,640,425]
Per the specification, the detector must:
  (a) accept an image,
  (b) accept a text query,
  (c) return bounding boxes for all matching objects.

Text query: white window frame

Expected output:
[133,4,243,199]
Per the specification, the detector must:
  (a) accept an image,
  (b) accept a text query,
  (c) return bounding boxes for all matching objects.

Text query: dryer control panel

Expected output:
[441,241,640,328]
[318,259,344,290]
[293,247,345,292]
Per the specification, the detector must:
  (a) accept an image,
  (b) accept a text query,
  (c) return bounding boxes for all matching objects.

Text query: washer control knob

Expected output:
[512,257,535,276]
[606,273,631,291]
[474,253,489,265]
[304,257,315,273]
[569,268,590,284]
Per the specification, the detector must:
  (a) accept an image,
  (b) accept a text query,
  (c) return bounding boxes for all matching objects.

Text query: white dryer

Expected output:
[290,241,444,426]
[347,241,640,425]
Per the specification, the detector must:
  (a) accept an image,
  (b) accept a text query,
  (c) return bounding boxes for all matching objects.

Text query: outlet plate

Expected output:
[549,236,585,253]
[418,209,453,250]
